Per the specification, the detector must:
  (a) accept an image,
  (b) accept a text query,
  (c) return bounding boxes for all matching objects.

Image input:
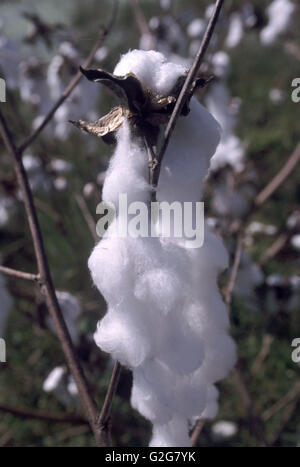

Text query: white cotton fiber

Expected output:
[89,50,236,446]
[157,98,221,203]
[150,415,191,447]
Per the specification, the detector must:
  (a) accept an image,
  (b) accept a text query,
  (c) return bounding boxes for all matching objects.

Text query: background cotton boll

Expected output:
[0,195,14,228]
[157,98,221,203]
[187,18,205,38]
[234,251,264,300]
[43,366,65,392]
[131,370,173,425]
[113,50,186,96]
[150,416,191,447]
[211,51,230,78]
[290,234,300,251]
[94,308,152,368]
[260,0,295,46]
[225,13,244,49]
[205,82,235,135]
[47,291,81,345]
[22,154,50,192]
[212,420,237,440]
[43,366,79,407]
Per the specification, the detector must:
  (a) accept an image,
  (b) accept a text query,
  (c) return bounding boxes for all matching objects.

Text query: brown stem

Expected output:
[0,109,102,445]
[255,143,300,207]
[0,265,40,282]
[97,361,122,446]
[0,404,88,425]
[191,420,205,446]
[75,194,98,242]
[262,382,300,422]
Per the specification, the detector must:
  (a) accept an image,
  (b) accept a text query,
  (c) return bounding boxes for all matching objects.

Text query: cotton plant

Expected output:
[73,49,236,446]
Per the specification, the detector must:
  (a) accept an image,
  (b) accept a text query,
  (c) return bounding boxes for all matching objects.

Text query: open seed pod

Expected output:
[70,65,214,145]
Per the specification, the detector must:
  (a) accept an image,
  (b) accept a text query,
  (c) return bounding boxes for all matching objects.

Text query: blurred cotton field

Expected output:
[0,0,299,447]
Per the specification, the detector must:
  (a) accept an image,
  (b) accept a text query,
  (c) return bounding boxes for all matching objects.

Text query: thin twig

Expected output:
[224,232,244,310]
[0,404,88,425]
[232,368,266,447]
[251,334,274,376]
[97,361,122,446]
[0,109,102,446]
[129,0,155,49]
[75,194,98,242]
[262,382,300,422]
[191,420,205,446]
[229,142,300,235]
[0,265,40,282]
[270,399,298,445]
[151,0,225,200]
[18,1,119,154]
[255,143,300,207]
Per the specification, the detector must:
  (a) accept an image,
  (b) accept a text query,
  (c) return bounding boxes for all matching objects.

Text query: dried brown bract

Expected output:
[70,65,213,146]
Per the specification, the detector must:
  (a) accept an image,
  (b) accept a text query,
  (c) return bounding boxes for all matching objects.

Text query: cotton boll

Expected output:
[225,13,244,49]
[211,51,230,79]
[234,251,264,300]
[89,49,236,446]
[291,234,300,251]
[43,366,65,392]
[150,415,191,447]
[43,366,79,407]
[48,158,72,173]
[212,420,237,439]
[260,0,295,46]
[114,50,186,96]
[206,81,245,172]
[0,195,14,228]
[187,19,205,38]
